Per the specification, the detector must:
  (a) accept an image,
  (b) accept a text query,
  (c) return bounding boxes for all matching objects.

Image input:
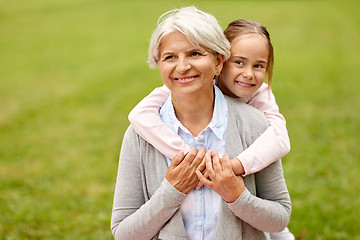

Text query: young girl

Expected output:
[128,19,293,239]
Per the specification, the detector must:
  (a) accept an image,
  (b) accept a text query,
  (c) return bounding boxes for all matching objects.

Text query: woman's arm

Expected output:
[228,159,291,232]
[197,152,291,232]
[111,127,186,240]
[235,84,291,175]
[128,85,191,159]
[202,97,291,232]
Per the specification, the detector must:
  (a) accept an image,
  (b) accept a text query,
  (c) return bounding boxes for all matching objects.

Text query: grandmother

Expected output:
[111,6,291,240]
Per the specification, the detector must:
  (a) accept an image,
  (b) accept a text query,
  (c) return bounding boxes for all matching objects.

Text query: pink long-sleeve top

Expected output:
[128,83,290,176]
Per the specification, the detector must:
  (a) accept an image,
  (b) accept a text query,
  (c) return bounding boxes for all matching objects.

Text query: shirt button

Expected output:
[197,221,202,226]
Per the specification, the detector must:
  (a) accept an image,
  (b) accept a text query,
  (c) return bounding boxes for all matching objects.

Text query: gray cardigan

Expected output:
[111,97,291,240]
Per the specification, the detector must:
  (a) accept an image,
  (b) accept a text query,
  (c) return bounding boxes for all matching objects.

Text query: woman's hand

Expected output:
[166,147,206,194]
[196,150,245,203]
[196,157,244,189]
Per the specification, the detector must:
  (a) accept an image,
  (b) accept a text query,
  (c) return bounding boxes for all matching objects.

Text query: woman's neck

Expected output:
[171,87,215,137]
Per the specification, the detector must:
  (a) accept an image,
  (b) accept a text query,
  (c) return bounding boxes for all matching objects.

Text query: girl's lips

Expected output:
[235,81,255,88]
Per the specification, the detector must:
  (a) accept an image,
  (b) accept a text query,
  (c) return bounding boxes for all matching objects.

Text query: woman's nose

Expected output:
[176,57,191,73]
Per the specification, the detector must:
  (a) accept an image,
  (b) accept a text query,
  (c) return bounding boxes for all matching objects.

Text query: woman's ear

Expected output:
[215,54,225,76]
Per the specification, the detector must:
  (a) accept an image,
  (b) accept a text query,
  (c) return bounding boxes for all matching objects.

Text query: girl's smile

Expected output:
[218,34,269,98]
[235,80,256,88]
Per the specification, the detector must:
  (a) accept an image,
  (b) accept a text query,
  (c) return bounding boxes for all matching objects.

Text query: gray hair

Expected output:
[148,6,231,68]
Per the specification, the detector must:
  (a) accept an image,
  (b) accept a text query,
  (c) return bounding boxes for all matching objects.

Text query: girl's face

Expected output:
[158,31,223,98]
[218,34,269,98]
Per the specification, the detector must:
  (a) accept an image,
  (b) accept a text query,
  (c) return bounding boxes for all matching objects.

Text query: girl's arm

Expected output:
[128,85,191,159]
[234,83,291,176]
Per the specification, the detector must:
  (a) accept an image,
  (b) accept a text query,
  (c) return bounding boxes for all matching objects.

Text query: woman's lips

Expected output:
[174,75,199,83]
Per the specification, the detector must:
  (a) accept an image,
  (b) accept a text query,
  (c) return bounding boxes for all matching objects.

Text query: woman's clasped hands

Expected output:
[165,147,206,194]
[165,147,245,203]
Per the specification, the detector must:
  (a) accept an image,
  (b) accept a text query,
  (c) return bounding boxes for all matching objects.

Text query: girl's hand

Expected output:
[231,158,245,175]
[196,151,245,203]
[166,147,206,194]
[196,156,244,189]
[195,156,209,189]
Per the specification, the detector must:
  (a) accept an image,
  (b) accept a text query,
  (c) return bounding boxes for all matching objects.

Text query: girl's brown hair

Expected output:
[224,19,274,89]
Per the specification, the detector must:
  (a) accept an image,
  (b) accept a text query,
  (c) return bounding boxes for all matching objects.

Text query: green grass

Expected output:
[1,0,359,239]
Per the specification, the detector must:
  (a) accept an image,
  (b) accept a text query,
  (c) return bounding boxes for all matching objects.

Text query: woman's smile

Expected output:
[159,31,222,97]
[174,75,199,83]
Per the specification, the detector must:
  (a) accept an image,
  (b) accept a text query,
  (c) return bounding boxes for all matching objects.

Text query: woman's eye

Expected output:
[191,52,201,57]
[163,56,174,61]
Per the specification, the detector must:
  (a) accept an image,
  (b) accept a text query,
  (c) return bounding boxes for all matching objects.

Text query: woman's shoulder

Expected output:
[123,125,148,149]
[225,96,268,130]
[226,96,266,118]
[122,125,160,159]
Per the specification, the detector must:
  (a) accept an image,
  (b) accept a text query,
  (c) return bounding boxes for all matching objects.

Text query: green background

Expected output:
[1,0,359,239]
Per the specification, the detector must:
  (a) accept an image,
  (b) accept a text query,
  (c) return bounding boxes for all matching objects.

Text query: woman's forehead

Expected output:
[159,31,205,54]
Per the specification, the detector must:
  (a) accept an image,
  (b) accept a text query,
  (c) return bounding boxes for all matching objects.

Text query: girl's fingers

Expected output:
[220,154,233,175]
[196,170,212,188]
[205,150,215,180]
[196,169,209,189]
[196,158,206,173]
[196,181,203,190]
[196,149,209,173]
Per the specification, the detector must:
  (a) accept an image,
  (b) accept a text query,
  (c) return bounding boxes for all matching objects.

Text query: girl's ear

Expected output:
[215,54,225,76]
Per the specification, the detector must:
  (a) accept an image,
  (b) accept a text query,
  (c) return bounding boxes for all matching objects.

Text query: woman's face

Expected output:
[158,31,223,98]
[219,34,269,98]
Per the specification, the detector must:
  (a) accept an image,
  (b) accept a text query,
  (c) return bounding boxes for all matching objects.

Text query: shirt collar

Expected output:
[160,85,228,140]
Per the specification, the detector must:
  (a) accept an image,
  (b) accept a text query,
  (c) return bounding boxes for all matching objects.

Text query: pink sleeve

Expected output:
[128,85,191,159]
[237,84,291,176]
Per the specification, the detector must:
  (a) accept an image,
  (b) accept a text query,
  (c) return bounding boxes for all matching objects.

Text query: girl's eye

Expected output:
[254,64,266,69]
[235,60,244,66]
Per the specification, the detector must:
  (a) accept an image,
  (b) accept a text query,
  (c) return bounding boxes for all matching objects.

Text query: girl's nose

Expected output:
[242,67,254,79]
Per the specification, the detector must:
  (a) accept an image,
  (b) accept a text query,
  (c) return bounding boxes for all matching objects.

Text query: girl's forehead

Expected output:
[231,33,266,43]
[230,34,269,59]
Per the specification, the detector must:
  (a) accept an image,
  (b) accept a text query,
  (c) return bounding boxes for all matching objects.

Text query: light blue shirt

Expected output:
[160,85,228,240]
